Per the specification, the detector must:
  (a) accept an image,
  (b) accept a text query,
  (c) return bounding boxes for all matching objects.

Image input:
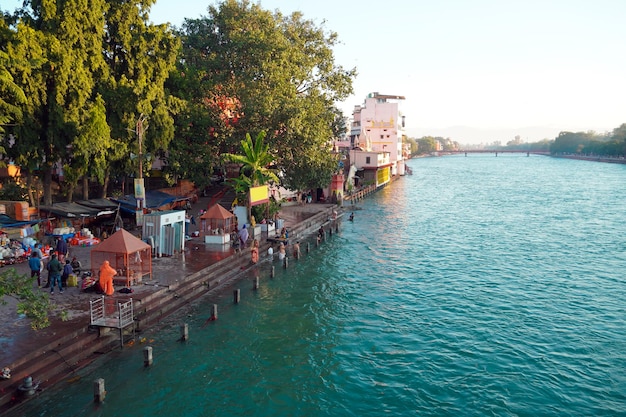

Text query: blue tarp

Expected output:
[110,190,188,214]
[0,214,39,228]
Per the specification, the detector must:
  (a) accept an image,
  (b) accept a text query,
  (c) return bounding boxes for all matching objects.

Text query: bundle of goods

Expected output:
[70,228,101,247]
[67,274,78,287]
[0,239,28,264]
[81,272,100,292]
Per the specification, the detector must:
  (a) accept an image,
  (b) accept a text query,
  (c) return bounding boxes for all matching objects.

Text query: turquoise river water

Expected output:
[11,154,626,416]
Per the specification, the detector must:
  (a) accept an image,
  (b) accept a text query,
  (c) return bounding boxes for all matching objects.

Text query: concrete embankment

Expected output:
[0,204,339,414]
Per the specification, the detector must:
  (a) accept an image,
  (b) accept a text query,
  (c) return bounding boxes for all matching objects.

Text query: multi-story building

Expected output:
[345,92,406,190]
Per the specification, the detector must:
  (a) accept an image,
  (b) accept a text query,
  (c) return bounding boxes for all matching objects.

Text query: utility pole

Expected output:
[134,114,148,226]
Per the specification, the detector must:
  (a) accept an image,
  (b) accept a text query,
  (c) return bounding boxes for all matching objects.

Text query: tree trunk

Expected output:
[26,172,36,207]
[43,168,53,205]
[101,170,110,199]
[82,176,89,200]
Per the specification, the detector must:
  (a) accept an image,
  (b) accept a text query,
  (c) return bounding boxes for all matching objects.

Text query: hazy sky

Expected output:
[4,0,626,143]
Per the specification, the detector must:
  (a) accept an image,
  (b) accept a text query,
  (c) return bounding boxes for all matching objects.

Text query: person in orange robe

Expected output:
[99,260,117,296]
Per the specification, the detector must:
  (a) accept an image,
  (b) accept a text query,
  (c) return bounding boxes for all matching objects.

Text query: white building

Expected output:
[345,92,406,189]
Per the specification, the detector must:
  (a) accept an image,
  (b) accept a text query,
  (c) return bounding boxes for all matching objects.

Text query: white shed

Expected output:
[142,210,186,257]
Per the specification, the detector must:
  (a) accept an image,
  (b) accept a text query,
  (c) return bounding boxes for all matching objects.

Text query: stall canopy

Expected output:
[110,190,189,214]
[200,204,235,235]
[39,201,115,218]
[75,198,120,213]
[90,228,152,286]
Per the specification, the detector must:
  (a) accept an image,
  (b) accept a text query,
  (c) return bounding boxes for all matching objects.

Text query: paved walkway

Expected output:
[0,197,334,368]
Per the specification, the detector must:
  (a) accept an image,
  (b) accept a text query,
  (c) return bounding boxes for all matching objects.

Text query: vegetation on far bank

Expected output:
[406,124,626,157]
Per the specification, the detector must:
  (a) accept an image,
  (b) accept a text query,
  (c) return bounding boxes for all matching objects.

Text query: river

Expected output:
[11,154,626,416]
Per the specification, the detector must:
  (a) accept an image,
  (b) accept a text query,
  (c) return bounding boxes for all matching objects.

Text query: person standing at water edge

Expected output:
[251,239,259,264]
[293,241,301,259]
[278,242,286,261]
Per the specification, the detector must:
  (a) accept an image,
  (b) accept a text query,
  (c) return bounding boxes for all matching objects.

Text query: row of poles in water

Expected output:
[93,219,341,403]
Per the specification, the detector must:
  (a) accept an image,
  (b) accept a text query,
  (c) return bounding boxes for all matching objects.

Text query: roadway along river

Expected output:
[11,153,626,416]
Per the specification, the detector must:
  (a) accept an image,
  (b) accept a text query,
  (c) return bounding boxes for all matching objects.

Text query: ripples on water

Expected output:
[13,155,626,417]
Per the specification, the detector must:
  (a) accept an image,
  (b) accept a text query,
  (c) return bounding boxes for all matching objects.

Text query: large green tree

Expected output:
[168,0,355,192]
[97,0,181,197]
[5,0,110,205]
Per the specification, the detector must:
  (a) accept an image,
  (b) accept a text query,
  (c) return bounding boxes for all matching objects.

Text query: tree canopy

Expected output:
[165,0,355,192]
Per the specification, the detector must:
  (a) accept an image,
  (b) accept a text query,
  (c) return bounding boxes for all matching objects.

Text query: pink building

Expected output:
[349,92,406,176]
[344,92,406,191]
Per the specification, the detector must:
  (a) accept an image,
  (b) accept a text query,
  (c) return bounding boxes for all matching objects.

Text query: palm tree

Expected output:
[222,131,279,223]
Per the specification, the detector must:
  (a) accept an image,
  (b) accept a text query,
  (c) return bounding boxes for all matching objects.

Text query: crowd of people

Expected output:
[26,236,84,294]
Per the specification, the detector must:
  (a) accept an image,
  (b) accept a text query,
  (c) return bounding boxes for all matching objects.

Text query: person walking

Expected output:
[28,252,42,288]
[47,253,63,294]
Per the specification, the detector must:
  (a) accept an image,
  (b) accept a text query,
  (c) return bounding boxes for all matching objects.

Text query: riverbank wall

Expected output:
[0,204,340,414]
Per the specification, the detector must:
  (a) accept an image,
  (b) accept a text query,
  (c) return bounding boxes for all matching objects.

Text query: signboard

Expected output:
[249,185,269,207]
[134,178,145,200]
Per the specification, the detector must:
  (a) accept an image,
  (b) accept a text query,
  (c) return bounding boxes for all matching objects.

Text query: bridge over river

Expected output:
[439,150,550,157]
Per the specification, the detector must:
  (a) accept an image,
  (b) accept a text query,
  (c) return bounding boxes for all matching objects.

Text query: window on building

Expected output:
[366,157,371,164]
[380,135,384,139]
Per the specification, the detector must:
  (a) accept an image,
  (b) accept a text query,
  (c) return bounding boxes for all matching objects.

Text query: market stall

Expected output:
[90,229,152,287]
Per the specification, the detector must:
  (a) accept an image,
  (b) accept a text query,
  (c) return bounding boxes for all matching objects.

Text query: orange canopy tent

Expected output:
[90,228,152,287]
[200,204,235,236]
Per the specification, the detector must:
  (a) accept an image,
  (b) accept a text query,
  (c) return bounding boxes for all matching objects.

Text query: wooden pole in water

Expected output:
[180,324,188,341]
[94,378,106,403]
[234,289,241,303]
[284,257,288,269]
[253,276,259,290]
[307,242,310,253]
[211,304,218,320]
[271,266,275,278]
[144,346,153,367]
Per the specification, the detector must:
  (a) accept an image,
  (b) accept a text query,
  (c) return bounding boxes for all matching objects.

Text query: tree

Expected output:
[222,131,279,220]
[5,0,110,204]
[417,137,437,154]
[0,268,52,330]
[63,95,117,201]
[222,131,279,187]
[0,49,26,139]
[97,0,181,197]
[169,0,355,191]
[550,131,601,155]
